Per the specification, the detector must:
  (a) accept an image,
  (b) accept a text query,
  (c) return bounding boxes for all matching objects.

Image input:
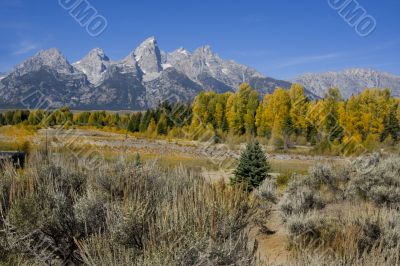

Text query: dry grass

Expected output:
[0,125,38,151]
[0,151,259,265]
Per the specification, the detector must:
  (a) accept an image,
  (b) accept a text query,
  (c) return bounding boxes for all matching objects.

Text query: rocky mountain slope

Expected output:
[0,37,295,110]
[295,68,400,98]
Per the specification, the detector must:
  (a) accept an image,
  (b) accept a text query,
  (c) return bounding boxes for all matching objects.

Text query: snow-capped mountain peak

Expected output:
[73,48,111,84]
[0,36,302,110]
[175,47,190,56]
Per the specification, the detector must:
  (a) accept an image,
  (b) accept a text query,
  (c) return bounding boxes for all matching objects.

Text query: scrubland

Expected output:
[0,125,399,265]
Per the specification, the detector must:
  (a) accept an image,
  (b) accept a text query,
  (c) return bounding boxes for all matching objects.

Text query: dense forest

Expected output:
[1,83,399,154]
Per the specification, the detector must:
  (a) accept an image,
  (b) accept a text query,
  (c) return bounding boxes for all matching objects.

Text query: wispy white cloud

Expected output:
[276,52,345,68]
[13,40,40,55]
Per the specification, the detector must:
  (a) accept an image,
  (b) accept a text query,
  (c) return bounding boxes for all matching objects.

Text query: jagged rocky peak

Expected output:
[193,45,218,60]
[196,45,212,54]
[15,48,74,75]
[164,43,266,89]
[172,47,191,56]
[74,48,111,84]
[134,36,162,74]
[167,47,190,62]
[192,45,222,65]
[37,48,68,62]
[85,48,109,62]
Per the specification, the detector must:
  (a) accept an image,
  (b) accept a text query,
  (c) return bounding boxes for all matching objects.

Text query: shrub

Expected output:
[276,172,291,187]
[346,154,400,207]
[255,178,277,203]
[287,207,400,260]
[280,186,325,218]
[0,152,258,265]
[108,203,150,250]
[286,212,339,247]
[74,194,107,236]
[280,154,400,265]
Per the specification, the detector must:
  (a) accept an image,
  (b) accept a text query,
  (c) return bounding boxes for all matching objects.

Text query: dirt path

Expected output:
[256,208,289,266]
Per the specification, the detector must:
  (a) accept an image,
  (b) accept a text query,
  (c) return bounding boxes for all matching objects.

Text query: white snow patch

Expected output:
[162,63,172,70]
[135,55,142,62]
[222,68,230,75]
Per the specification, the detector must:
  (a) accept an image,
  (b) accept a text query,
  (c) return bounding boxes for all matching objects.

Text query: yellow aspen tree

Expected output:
[289,84,309,135]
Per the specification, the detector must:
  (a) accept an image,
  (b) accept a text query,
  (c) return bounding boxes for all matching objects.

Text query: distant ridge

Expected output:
[294,68,400,98]
[0,37,299,110]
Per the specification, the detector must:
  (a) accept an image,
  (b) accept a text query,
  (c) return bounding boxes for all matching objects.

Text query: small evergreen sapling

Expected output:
[134,153,142,168]
[231,141,271,190]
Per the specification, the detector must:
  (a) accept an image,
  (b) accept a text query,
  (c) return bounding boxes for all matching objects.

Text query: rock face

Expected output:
[0,49,91,109]
[295,68,400,98]
[134,36,163,78]
[73,48,111,85]
[0,37,311,110]
[15,48,75,75]
[164,45,289,94]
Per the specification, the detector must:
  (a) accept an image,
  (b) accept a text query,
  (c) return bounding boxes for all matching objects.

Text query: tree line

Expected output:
[190,83,400,153]
[1,83,399,154]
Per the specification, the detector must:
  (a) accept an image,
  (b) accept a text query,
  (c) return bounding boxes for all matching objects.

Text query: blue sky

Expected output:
[0,0,399,79]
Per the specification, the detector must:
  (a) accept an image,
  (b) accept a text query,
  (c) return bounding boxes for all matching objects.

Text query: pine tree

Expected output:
[132,113,142,132]
[0,113,4,125]
[381,103,400,143]
[139,110,152,132]
[157,114,168,135]
[127,118,136,132]
[5,111,14,125]
[231,141,271,190]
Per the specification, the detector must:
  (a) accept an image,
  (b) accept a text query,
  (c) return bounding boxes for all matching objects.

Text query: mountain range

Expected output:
[295,68,400,99]
[0,37,294,110]
[0,37,399,110]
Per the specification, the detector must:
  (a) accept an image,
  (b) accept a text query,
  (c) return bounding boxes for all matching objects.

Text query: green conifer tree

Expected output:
[231,141,271,190]
[127,118,136,133]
